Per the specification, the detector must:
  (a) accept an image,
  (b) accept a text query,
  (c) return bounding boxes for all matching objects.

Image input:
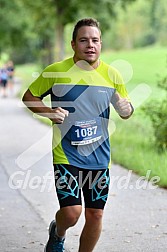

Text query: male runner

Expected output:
[22,18,133,252]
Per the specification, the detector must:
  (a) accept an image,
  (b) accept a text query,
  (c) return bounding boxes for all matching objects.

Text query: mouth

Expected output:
[85,51,95,55]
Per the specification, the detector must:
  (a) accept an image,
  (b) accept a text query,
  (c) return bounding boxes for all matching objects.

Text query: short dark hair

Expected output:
[72,18,101,41]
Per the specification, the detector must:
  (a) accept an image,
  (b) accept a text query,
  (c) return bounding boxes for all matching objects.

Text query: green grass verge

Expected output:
[110,112,167,188]
[101,45,167,100]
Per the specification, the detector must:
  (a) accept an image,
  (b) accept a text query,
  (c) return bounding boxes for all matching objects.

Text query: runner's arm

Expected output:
[22,89,69,124]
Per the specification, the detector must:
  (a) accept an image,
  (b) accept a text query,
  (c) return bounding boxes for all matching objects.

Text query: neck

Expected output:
[73,57,100,70]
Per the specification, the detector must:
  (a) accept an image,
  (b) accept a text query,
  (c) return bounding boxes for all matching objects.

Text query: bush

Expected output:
[142,67,167,151]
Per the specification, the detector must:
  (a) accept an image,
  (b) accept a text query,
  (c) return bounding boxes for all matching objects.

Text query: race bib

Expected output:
[71,118,102,145]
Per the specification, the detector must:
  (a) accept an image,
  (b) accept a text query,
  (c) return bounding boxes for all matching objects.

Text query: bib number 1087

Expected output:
[75,126,97,138]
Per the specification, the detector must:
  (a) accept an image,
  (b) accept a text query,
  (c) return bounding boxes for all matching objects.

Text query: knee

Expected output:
[85,208,103,223]
[61,206,82,226]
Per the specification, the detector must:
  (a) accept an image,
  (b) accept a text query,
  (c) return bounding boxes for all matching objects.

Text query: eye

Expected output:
[93,39,99,43]
[80,39,87,42]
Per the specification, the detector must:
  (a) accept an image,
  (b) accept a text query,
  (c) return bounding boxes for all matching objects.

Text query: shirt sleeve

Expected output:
[29,65,55,98]
[110,66,131,102]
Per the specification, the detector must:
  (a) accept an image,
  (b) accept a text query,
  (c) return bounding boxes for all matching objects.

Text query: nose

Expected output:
[87,39,93,48]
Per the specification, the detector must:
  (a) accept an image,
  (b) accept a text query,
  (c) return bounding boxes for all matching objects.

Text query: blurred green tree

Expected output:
[22,0,136,62]
[107,0,167,49]
[50,0,136,60]
[142,62,167,151]
[0,0,136,64]
[0,1,30,50]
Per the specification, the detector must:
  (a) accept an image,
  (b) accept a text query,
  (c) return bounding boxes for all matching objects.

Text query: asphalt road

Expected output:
[0,84,167,252]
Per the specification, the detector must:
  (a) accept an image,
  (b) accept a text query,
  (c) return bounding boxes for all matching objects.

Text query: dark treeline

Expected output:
[0,0,166,65]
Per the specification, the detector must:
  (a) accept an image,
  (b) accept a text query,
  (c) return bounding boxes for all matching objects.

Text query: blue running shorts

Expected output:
[54,164,110,209]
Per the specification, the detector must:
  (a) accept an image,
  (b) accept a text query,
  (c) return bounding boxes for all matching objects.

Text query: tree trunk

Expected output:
[40,38,54,67]
[56,22,65,61]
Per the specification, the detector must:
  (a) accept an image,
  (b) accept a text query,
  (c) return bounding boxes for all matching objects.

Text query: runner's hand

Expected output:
[50,107,69,124]
[114,93,132,118]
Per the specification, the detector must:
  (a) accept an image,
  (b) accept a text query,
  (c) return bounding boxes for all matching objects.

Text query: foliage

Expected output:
[1,0,167,64]
[0,0,34,49]
[107,0,167,50]
[142,62,167,151]
[45,0,137,60]
[0,0,136,64]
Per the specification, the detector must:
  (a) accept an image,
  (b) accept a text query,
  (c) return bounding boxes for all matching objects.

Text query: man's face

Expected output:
[71,26,102,68]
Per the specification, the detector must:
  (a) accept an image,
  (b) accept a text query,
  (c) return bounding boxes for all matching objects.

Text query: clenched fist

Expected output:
[50,107,69,124]
[113,93,133,118]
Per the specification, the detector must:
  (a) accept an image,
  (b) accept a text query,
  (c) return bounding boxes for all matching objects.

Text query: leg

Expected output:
[78,208,103,252]
[54,164,83,237]
[45,207,82,252]
[55,205,82,237]
[45,164,82,252]
[2,80,7,97]
[78,168,110,252]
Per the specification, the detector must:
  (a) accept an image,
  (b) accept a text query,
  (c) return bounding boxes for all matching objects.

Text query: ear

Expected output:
[71,40,75,51]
